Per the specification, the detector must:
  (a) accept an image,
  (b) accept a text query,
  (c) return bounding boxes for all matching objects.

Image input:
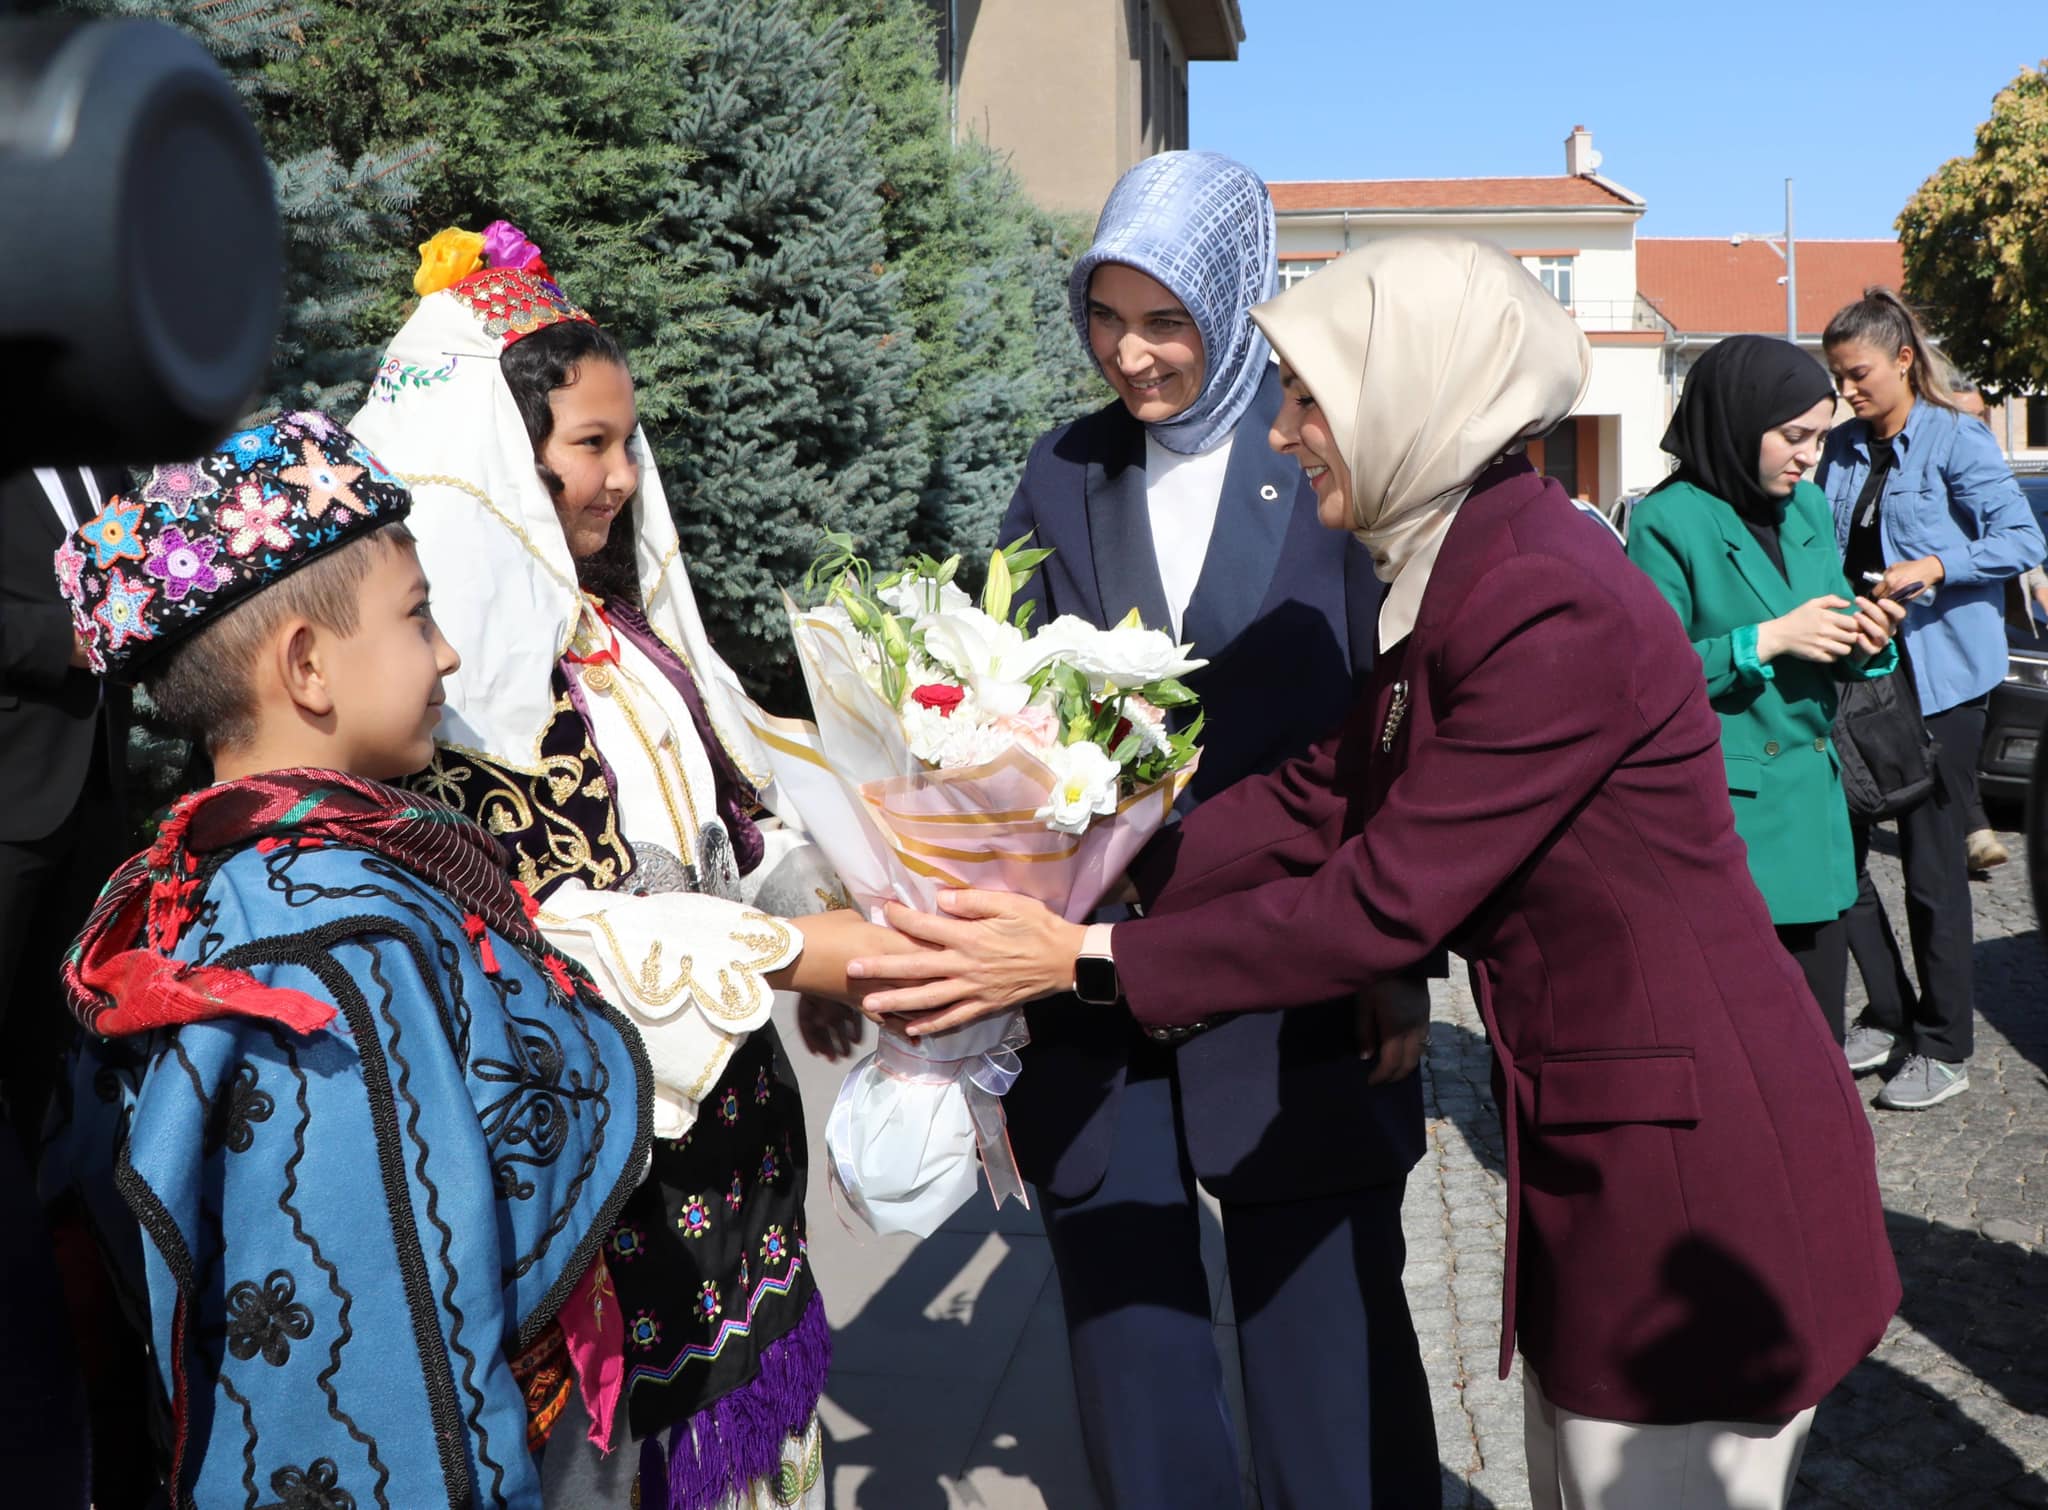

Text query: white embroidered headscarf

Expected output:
[1251,235,1591,647]
[347,271,780,811]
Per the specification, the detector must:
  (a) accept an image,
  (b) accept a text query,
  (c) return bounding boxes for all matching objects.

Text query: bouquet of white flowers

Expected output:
[748,535,1205,1236]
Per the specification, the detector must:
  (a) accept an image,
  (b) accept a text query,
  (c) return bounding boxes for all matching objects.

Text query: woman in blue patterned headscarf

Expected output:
[991,153,1434,1509]
[1068,149,1278,455]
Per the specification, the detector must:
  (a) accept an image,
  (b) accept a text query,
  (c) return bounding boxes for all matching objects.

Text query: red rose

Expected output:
[910,682,966,717]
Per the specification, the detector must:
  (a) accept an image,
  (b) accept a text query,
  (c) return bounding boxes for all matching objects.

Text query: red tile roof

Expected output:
[1268,176,1640,212]
[1637,238,1905,338]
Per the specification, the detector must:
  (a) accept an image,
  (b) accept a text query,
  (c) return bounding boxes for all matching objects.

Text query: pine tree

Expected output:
[260,0,723,440]
[812,0,1095,577]
[659,0,926,694]
[56,0,422,415]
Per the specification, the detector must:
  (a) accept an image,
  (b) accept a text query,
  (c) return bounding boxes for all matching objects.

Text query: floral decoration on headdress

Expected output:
[409,217,590,345]
[58,412,412,680]
[414,227,486,297]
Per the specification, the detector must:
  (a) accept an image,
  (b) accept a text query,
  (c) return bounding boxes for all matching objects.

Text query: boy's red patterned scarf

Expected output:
[65,768,563,1039]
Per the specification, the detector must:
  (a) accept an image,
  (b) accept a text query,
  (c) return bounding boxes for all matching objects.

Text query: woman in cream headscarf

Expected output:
[856,235,1901,1510]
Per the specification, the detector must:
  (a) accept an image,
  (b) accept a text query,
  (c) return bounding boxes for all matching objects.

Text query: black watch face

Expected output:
[1074,954,1118,1004]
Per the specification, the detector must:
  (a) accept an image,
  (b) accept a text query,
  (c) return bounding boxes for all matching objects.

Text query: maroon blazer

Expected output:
[1118,459,1899,1424]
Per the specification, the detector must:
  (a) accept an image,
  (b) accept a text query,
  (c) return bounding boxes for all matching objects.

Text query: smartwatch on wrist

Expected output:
[1073,922,1120,1006]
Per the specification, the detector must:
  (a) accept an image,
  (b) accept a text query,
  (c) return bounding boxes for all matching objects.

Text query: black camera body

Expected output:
[0,14,280,472]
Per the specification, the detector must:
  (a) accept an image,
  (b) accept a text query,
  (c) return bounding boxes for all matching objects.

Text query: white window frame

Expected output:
[1278,259,1329,291]
[1535,255,1576,310]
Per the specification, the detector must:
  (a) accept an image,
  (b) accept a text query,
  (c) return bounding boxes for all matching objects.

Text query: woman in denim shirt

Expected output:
[1817,288,2044,1110]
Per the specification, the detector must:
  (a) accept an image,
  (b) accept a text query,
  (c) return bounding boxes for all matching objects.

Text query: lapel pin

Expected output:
[1260,483,1279,501]
[1381,679,1410,752]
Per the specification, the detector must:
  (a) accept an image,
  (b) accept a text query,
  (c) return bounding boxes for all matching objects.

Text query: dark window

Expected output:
[1542,418,1579,498]
[1138,1,1153,139]
[2027,395,2048,449]
[1158,39,1170,145]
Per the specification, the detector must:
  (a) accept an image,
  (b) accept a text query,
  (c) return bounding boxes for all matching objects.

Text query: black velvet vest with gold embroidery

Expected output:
[409,665,633,900]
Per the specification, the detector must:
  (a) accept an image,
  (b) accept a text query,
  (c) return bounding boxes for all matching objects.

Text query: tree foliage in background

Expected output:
[262,0,724,438]
[58,0,422,415]
[658,0,926,695]
[819,0,1098,581]
[63,0,1098,710]
[1900,62,2048,399]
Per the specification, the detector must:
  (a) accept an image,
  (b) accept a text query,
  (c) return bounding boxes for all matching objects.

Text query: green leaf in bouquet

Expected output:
[1110,730,1143,765]
[1013,599,1038,631]
[1052,663,1091,712]
[997,533,1054,595]
[802,531,871,606]
[935,555,961,587]
[1142,677,1199,709]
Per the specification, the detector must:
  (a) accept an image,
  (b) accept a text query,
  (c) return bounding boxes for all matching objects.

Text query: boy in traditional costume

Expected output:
[46,413,878,1507]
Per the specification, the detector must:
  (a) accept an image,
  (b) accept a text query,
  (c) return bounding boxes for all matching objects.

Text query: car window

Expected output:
[2019,477,2048,537]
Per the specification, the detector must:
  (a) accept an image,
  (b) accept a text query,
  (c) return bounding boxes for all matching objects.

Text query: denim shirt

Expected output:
[1817,402,2044,714]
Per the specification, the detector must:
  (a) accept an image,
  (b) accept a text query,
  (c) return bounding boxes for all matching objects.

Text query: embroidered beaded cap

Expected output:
[58,411,412,680]
[447,265,595,346]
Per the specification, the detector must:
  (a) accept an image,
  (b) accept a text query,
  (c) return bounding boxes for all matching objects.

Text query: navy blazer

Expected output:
[996,368,1426,1204]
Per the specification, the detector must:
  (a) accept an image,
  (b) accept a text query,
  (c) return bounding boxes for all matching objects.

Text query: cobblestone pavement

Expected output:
[1417,819,2047,1509]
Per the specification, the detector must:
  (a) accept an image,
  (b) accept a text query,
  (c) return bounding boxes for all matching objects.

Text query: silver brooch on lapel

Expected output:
[1259,483,1279,501]
[1381,679,1410,752]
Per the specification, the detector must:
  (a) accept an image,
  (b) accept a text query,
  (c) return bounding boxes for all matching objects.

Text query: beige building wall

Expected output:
[948,0,1235,217]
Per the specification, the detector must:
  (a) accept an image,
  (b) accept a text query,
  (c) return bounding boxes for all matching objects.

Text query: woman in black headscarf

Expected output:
[1624,335,1905,1039]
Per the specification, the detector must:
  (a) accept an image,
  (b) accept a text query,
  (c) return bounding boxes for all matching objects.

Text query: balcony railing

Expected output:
[1564,297,1672,335]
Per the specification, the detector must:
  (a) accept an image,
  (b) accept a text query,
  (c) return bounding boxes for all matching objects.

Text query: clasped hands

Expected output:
[820,889,1427,1083]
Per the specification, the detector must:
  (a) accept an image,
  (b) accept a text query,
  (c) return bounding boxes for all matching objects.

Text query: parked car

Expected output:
[1980,475,2048,805]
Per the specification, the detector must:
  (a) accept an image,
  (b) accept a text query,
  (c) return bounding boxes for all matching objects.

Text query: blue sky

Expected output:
[1191,2,2044,239]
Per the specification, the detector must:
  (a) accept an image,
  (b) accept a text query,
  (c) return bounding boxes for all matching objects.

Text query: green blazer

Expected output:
[1625,478,1897,925]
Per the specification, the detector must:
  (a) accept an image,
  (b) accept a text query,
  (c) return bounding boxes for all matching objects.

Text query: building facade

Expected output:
[1270,129,1658,504]
[929,0,1245,216]
[1270,128,1975,500]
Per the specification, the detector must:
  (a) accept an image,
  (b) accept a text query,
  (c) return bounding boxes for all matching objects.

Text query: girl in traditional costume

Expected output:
[349,223,860,1508]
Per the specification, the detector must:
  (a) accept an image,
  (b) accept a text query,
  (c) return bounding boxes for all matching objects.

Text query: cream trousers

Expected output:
[1524,1372,1816,1510]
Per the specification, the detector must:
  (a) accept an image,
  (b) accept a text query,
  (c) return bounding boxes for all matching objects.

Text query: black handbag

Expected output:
[1832,670,1939,820]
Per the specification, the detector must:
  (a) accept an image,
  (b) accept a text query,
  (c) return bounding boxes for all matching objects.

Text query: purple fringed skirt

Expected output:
[637,1291,831,1510]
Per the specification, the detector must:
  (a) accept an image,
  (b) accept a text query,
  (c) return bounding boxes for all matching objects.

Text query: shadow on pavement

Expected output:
[822,1229,1048,1510]
[1799,1210,2048,1505]
[1974,930,2048,1088]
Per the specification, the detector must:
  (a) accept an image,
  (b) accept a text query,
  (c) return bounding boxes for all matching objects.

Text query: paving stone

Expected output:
[1421,822,2046,1510]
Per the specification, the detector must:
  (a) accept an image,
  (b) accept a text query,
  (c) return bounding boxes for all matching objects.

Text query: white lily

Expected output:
[1026,614,1206,692]
[918,606,1047,717]
[880,573,972,622]
[1034,740,1124,835]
